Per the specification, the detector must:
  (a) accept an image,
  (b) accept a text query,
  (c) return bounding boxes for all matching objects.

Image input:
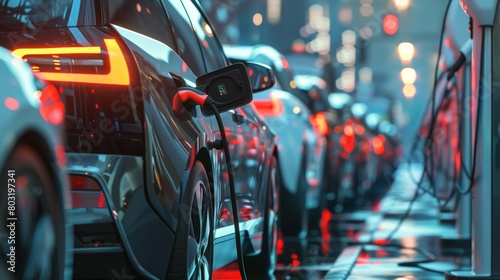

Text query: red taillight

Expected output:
[12,39,130,86]
[69,175,107,209]
[70,175,101,191]
[340,134,355,153]
[372,135,385,155]
[354,124,365,135]
[253,94,284,116]
[310,112,330,136]
[98,192,106,208]
[334,125,342,134]
[344,124,354,136]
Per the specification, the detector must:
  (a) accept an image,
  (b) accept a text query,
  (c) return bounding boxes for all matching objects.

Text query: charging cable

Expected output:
[174,88,249,280]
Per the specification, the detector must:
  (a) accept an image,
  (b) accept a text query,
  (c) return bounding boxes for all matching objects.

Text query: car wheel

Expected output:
[245,156,279,276]
[279,155,308,238]
[0,144,65,280]
[167,161,213,280]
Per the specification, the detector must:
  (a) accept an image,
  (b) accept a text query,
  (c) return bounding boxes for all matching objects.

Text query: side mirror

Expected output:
[196,62,252,115]
[245,62,276,93]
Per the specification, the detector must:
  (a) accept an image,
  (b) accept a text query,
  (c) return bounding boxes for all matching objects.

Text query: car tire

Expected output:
[0,144,65,280]
[279,155,308,238]
[166,161,213,280]
[244,156,279,276]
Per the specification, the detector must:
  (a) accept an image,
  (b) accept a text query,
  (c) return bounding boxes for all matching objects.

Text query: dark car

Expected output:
[0,0,279,278]
[332,98,400,212]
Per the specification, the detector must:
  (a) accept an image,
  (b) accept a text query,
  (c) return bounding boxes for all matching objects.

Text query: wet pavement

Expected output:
[214,163,471,279]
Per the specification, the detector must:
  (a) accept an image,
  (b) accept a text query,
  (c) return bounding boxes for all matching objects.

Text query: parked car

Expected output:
[293,74,355,212]
[0,47,72,279]
[0,0,279,278]
[327,97,399,212]
[224,44,328,236]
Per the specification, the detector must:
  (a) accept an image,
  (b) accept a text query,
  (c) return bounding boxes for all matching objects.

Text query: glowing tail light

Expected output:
[354,124,365,135]
[69,175,106,208]
[340,134,355,153]
[344,124,354,136]
[70,175,101,191]
[310,111,330,136]
[12,39,130,85]
[372,135,386,155]
[253,93,284,116]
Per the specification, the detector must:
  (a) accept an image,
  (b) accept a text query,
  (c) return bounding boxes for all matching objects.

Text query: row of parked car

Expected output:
[0,0,400,279]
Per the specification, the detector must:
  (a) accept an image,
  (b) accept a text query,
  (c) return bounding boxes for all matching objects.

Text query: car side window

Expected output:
[164,0,206,76]
[109,0,176,49]
[180,0,228,71]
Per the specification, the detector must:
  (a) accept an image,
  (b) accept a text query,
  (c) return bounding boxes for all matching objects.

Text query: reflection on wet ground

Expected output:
[214,164,471,279]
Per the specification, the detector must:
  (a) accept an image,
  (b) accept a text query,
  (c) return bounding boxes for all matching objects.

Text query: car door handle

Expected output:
[232,113,245,125]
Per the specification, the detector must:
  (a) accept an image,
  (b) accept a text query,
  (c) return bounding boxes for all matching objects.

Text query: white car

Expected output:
[0,47,72,279]
[224,44,328,237]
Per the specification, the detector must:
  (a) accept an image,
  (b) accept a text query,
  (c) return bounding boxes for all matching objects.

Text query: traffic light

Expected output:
[383,14,399,35]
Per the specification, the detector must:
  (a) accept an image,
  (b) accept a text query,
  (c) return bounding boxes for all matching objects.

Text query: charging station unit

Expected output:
[441,0,472,247]
[445,0,500,278]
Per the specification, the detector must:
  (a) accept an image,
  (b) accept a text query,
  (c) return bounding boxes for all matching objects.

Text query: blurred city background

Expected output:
[200,0,449,157]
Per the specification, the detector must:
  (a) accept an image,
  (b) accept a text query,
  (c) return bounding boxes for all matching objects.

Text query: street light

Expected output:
[403,84,416,98]
[394,0,411,11]
[400,67,417,84]
[253,13,263,26]
[398,42,415,63]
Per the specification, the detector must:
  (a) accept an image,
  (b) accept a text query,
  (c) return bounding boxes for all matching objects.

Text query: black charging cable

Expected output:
[375,35,474,256]
[203,98,249,280]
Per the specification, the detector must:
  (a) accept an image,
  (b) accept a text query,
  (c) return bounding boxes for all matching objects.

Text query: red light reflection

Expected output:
[356,251,371,264]
[282,59,289,69]
[320,209,332,255]
[375,248,390,257]
[373,238,389,246]
[55,145,66,166]
[39,84,65,125]
[4,97,19,111]
[291,253,301,267]
[98,192,106,208]
[277,231,284,255]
